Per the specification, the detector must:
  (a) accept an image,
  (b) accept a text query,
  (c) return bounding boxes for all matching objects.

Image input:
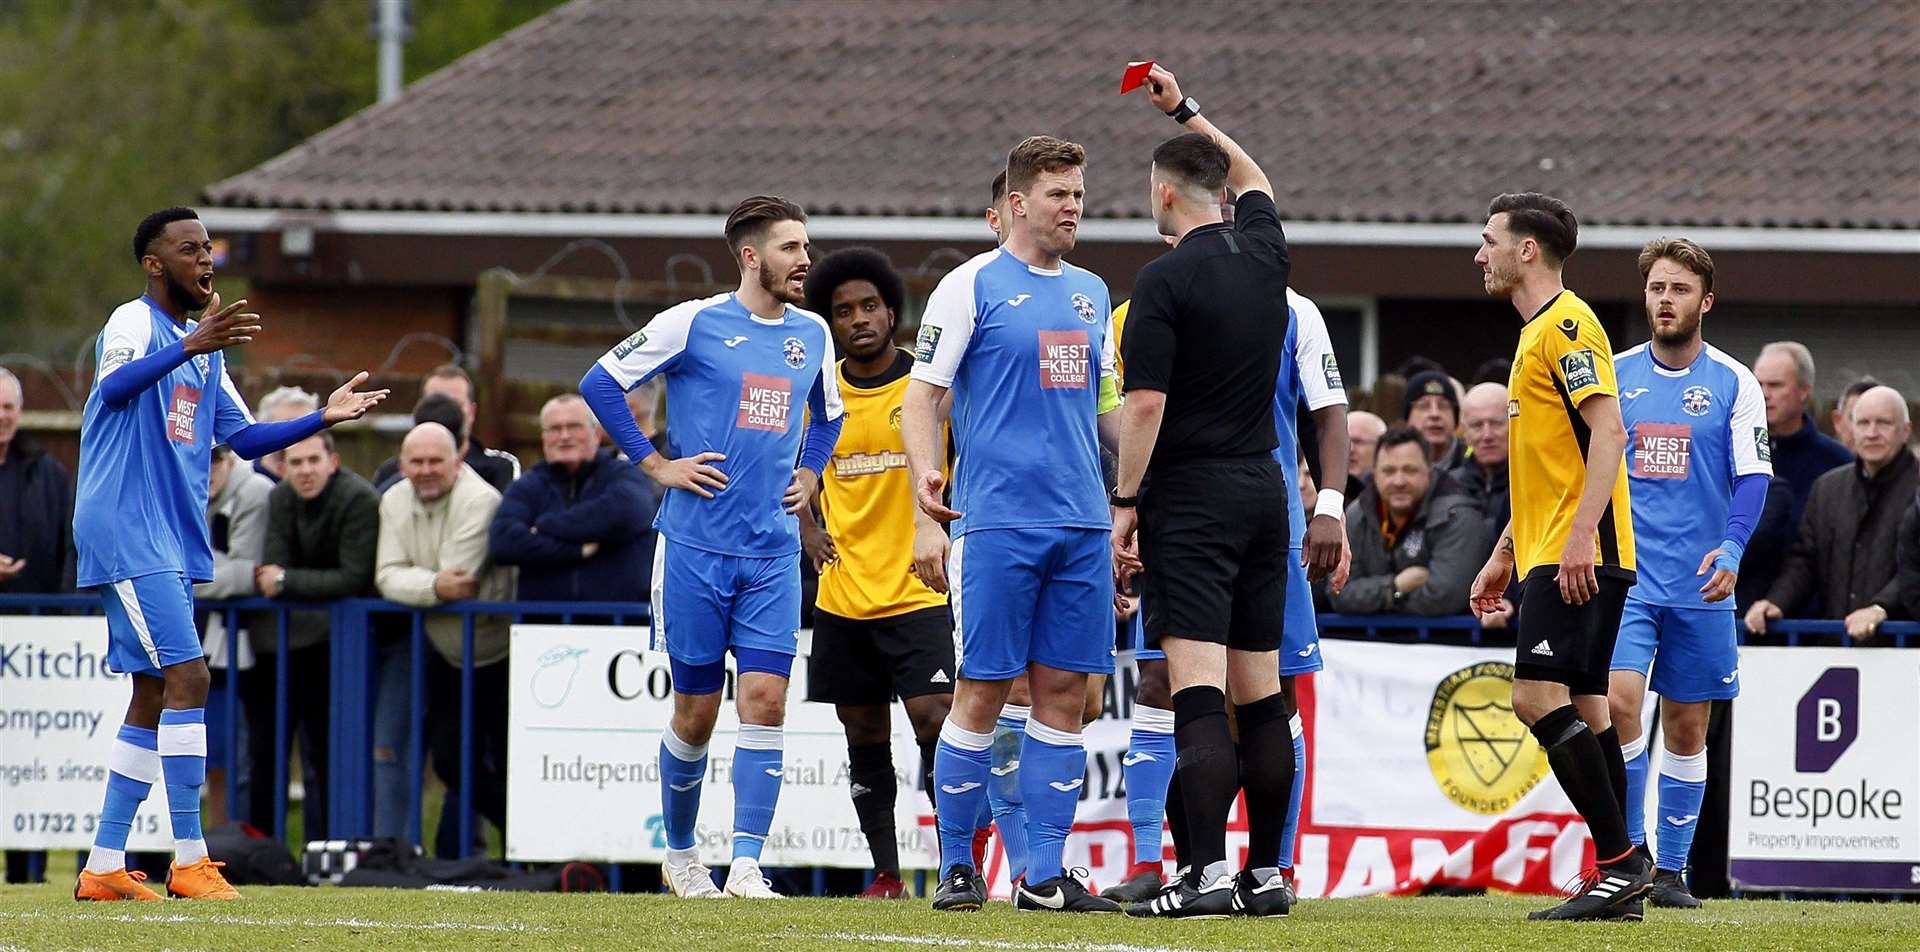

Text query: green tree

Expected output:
[0,0,564,382]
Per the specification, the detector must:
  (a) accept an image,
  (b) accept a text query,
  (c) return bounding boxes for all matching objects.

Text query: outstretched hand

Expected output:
[181,292,262,356]
[322,371,391,424]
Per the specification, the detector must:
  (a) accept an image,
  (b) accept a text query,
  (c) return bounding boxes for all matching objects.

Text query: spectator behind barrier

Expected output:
[1897,495,1920,627]
[0,367,75,884]
[375,422,515,858]
[0,367,74,594]
[372,365,519,494]
[1321,425,1490,616]
[489,394,655,606]
[1746,386,1915,645]
[251,385,318,483]
[1450,382,1511,532]
[252,431,381,840]
[1831,376,1880,456]
[1403,370,1467,471]
[1753,341,1853,533]
[195,445,272,829]
[1345,410,1386,500]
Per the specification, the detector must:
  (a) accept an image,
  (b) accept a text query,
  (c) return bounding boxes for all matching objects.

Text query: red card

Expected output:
[1120,60,1155,94]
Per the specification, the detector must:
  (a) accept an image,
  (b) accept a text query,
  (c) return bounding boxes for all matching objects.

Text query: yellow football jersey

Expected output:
[1506,290,1636,580]
[816,351,949,619]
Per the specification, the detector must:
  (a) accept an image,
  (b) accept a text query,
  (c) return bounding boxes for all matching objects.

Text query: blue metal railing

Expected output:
[3,593,1911,893]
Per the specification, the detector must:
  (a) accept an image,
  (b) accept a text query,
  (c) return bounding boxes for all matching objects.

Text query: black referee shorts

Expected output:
[1512,567,1632,696]
[1138,457,1291,652]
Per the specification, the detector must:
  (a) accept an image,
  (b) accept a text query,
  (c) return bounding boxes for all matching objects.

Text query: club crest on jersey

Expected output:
[192,353,211,376]
[1558,349,1598,391]
[782,336,807,369]
[1070,292,1098,325]
[888,405,902,431]
[1681,385,1713,416]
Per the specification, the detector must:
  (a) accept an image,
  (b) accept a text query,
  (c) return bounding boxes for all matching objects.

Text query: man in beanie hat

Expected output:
[1404,369,1467,470]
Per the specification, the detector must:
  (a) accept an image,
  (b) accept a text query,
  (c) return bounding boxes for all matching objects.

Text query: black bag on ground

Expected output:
[337,836,604,892]
[205,821,305,886]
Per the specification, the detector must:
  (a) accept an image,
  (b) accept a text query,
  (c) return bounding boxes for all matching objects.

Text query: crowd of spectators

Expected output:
[2,337,1914,871]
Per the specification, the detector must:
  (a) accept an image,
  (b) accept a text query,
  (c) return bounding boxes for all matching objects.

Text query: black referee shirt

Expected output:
[1121,190,1291,470]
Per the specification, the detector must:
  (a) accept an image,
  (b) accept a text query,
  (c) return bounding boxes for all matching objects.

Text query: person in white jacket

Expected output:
[375,422,514,858]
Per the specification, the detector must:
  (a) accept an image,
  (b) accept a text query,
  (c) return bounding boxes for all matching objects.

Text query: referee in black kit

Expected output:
[1109,63,1300,920]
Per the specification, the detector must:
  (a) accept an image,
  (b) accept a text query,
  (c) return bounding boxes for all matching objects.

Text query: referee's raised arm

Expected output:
[1138,64,1271,199]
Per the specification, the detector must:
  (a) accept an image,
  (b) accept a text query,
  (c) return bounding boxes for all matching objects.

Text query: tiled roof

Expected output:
[205,0,1919,229]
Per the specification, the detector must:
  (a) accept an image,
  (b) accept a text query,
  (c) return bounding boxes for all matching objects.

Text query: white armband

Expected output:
[1314,489,1345,521]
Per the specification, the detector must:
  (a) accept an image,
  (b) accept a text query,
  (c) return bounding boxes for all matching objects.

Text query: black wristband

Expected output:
[1109,491,1139,509]
[1167,96,1200,124]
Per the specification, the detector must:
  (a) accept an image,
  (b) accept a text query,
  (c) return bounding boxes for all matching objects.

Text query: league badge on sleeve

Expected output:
[1558,349,1598,391]
[1756,427,1773,463]
[914,325,942,363]
[612,329,648,359]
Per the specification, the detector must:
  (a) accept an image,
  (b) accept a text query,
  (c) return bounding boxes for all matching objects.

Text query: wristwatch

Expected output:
[1167,96,1200,124]
[1109,491,1140,509]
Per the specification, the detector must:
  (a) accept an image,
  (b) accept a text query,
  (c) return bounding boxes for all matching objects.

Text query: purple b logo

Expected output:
[1794,667,1859,773]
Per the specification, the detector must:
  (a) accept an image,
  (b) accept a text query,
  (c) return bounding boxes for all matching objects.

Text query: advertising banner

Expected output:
[0,616,173,851]
[1729,647,1919,892]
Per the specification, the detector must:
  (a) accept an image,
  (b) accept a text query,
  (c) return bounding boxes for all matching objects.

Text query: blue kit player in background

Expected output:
[904,135,1124,914]
[1609,237,1769,913]
[580,195,843,900]
[73,207,388,902]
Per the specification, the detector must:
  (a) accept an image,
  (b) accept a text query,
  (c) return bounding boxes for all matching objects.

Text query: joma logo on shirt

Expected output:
[1037,330,1090,390]
[1632,421,1691,480]
[735,372,793,432]
[168,384,200,444]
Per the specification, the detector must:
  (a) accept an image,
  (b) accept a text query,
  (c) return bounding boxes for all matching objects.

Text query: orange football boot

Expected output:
[167,857,242,900]
[73,868,162,901]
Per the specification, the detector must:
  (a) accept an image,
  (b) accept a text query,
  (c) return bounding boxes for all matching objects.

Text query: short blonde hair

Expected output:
[1638,237,1715,294]
[1006,136,1087,195]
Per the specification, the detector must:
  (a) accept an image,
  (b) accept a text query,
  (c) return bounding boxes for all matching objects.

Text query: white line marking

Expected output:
[5,910,547,934]
[814,933,1217,952]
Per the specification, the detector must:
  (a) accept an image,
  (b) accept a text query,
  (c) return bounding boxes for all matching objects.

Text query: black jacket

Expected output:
[1322,480,1491,615]
[1447,457,1510,532]
[0,439,74,593]
[261,469,381,650]
[488,450,655,602]
[1764,448,1918,620]
[1898,496,1920,623]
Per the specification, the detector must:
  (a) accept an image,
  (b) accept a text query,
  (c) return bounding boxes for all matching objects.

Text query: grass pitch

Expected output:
[1,883,1915,952]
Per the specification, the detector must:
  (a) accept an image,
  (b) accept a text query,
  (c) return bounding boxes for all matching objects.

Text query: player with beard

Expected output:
[1608,238,1768,914]
[1468,192,1648,920]
[796,248,955,899]
[908,137,1123,913]
[73,207,388,901]
[581,196,844,899]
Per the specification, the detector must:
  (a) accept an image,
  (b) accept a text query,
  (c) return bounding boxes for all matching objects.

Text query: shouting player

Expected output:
[73,207,388,901]
[1610,238,1768,912]
[906,136,1123,913]
[1468,193,1649,920]
[580,196,844,899]
[798,248,955,899]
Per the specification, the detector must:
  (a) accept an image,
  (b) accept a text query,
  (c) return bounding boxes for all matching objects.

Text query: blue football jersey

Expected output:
[911,248,1117,537]
[1615,342,1772,609]
[595,292,842,558]
[74,297,257,586]
[1271,290,1349,548]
